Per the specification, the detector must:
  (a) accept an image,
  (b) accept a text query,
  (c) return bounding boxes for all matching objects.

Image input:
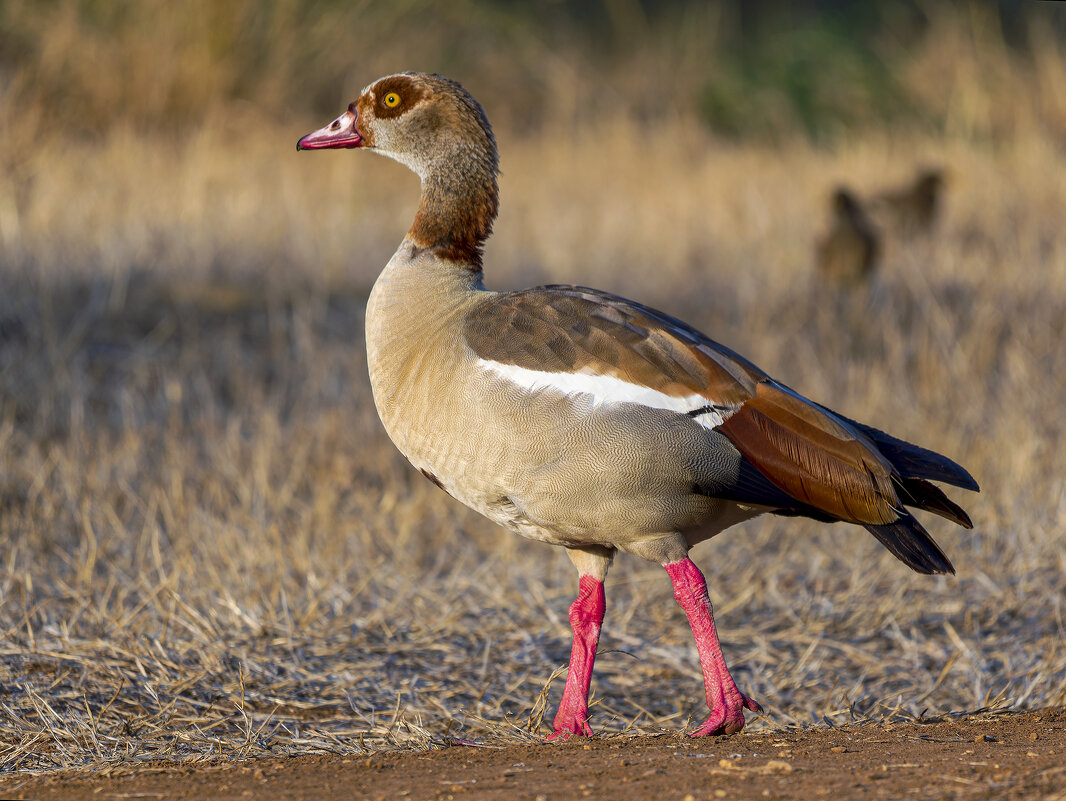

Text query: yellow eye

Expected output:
[383,92,401,108]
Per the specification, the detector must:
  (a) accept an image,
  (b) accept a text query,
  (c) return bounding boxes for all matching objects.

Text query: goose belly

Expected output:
[367,346,726,547]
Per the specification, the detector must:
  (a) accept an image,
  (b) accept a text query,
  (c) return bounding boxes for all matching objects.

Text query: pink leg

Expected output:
[665,558,761,736]
[548,574,605,738]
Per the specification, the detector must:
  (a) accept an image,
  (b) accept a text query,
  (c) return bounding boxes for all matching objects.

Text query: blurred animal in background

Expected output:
[816,187,881,286]
[874,168,946,237]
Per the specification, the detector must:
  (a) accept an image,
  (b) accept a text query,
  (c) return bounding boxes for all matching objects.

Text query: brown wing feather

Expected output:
[465,286,760,404]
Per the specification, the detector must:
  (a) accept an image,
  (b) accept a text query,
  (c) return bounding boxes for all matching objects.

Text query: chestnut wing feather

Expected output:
[715,382,900,524]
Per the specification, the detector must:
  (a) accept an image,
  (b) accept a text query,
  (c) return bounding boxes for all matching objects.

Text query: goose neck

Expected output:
[409,143,499,272]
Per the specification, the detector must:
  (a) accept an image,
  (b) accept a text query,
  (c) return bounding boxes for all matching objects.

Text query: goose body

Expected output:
[298,73,978,738]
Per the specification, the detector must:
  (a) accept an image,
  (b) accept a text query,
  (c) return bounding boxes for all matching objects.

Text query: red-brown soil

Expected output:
[2,709,1062,801]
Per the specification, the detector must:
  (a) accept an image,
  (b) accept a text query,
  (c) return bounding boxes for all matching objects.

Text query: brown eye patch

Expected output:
[373,75,426,118]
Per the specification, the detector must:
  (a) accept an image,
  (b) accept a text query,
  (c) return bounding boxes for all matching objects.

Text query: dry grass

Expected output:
[2,1,1066,778]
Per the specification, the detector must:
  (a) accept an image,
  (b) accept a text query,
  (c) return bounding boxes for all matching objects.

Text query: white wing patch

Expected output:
[477,358,729,428]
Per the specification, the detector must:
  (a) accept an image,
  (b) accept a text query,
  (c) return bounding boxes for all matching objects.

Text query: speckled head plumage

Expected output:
[299,72,499,270]
[357,74,496,173]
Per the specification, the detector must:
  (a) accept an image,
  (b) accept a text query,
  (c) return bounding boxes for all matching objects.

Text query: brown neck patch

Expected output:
[410,165,498,271]
[401,75,500,271]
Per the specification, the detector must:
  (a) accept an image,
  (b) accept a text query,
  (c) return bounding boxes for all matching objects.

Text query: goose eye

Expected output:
[383,92,401,108]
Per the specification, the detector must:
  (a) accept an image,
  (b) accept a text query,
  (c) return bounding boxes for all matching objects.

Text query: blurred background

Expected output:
[3,0,1066,288]
[1,0,1065,771]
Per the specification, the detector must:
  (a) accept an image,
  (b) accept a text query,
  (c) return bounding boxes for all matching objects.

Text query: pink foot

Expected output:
[665,558,760,737]
[545,717,592,740]
[548,575,605,739]
[690,687,762,736]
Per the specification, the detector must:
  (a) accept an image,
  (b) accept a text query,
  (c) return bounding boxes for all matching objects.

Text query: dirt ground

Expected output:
[1,709,1061,801]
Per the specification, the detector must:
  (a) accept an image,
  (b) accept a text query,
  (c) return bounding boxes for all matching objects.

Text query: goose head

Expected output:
[297,72,497,181]
[298,72,499,269]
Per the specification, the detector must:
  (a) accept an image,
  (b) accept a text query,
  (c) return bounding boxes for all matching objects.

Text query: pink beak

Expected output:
[297,103,364,150]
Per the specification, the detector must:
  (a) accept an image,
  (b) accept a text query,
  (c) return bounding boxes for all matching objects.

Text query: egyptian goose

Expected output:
[816,188,881,285]
[298,73,978,738]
